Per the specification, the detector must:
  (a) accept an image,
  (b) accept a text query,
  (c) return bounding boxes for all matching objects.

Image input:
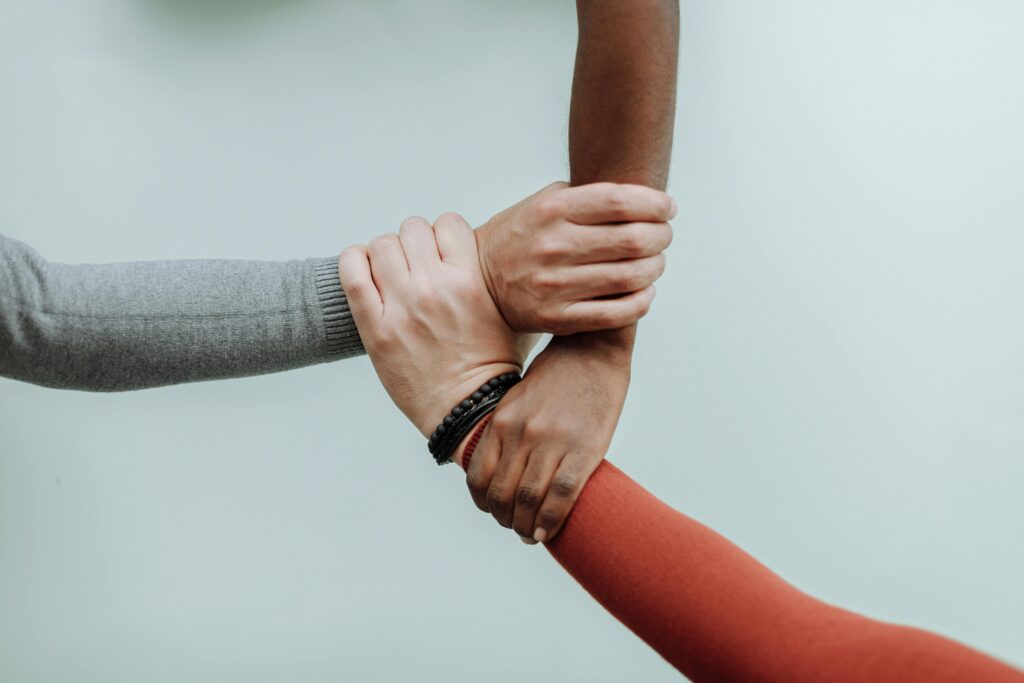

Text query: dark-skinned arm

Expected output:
[466,0,680,543]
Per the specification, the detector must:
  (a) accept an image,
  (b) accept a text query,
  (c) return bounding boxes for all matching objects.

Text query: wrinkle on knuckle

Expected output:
[515,486,540,508]
[609,267,639,293]
[466,471,488,493]
[487,487,512,510]
[532,270,563,293]
[535,237,565,261]
[619,228,648,257]
[534,195,565,221]
[603,185,627,209]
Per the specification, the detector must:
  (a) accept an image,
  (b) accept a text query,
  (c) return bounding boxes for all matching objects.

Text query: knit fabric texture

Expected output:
[0,234,364,391]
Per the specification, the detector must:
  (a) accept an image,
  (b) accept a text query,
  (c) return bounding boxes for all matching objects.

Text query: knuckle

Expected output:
[490,411,516,436]
[657,193,673,217]
[487,487,512,511]
[520,420,548,442]
[531,270,564,293]
[515,486,541,508]
[618,228,649,257]
[533,194,565,221]
[466,471,488,494]
[340,244,364,261]
[612,268,641,292]
[372,327,398,352]
[369,232,400,250]
[535,237,565,261]
[435,210,464,225]
[341,274,365,294]
[400,215,429,230]
[603,185,634,217]
[550,475,580,498]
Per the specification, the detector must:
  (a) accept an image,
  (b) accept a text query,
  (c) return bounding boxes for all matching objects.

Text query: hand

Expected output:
[475,182,675,335]
[465,331,633,543]
[339,213,533,438]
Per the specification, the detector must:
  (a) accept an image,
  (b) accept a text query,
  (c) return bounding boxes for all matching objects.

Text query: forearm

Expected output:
[569,0,679,191]
[0,234,363,391]
[546,462,1023,682]
[562,0,679,353]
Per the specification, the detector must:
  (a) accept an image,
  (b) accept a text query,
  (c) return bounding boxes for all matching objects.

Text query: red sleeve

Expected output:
[545,462,1023,682]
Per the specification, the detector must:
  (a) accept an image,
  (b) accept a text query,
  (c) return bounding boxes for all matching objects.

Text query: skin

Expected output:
[476,181,675,335]
[339,181,676,440]
[466,0,681,543]
[339,213,525,437]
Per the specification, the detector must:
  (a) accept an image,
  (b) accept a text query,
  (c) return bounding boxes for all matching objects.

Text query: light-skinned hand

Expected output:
[339,213,531,438]
[475,181,675,334]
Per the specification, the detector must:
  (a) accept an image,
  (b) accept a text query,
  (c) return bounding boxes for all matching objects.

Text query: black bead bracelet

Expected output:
[428,372,521,465]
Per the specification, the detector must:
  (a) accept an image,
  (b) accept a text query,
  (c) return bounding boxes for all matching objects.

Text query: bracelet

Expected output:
[459,414,493,472]
[428,372,521,465]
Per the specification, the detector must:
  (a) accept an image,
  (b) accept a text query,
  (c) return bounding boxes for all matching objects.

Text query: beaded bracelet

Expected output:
[428,372,521,465]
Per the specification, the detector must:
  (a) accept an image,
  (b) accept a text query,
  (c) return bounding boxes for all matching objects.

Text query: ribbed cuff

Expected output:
[314,256,365,360]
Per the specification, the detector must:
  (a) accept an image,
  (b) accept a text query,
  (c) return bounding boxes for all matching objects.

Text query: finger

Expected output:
[563,183,677,225]
[561,253,666,300]
[511,449,562,541]
[466,422,501,513]
[398,216,441,270]
[536,180,570,195]
[486,443,530,530]
[338,245,383,321]
[483,419,528,532]
[432,211,477,268]
[560,285,657,333]
[568,221,673,264]
[367,232,409,296]
[532,451,602,543]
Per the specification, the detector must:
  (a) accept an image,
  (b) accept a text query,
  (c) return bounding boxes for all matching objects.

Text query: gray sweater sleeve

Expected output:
[0,234,364,391]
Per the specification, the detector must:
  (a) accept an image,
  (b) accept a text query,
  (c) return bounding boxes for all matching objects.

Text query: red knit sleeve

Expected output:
[545,461,1023,682]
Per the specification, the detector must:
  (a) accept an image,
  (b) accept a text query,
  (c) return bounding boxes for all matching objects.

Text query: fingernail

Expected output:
[533,528,548,544]
[670,197,679,217]
[519,535,538,545]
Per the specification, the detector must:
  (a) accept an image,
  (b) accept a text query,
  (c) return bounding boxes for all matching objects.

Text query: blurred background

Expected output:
[1,1,1022,681]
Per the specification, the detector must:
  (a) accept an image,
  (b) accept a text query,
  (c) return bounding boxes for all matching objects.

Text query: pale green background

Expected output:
[1,1,1022,681]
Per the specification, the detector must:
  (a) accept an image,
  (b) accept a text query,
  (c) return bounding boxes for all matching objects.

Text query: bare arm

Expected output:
[569,0,678,190]
[465,0,680,543]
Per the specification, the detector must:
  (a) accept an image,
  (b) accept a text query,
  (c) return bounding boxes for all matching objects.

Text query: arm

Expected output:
[345,204,1020,682]
[0,180,666,393]
[466,0,680,542]
[0,234,363,391]
[457,440,1023,682]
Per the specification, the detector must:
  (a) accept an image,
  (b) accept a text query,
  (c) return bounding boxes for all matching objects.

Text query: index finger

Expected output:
[563,183,677,225]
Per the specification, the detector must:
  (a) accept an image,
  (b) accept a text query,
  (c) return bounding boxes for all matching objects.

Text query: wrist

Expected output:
[549,325,636,366]
[452,413,493,471]
[415,363,519,439]
[472,225,504,325]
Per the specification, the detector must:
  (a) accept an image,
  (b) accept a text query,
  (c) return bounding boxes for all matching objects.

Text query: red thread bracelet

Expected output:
[459,413,493,472]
